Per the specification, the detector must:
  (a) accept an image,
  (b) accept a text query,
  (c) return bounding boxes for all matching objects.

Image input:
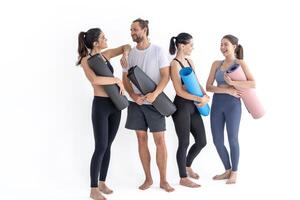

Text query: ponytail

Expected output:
[169,36,177,55]
[77,32,88,65]
[76,28,102,65]
[169,33,193,55]
[235,44,244,59]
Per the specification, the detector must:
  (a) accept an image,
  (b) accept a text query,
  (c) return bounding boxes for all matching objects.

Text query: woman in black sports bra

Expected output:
[169,32,210,188]
[77,28,130,200]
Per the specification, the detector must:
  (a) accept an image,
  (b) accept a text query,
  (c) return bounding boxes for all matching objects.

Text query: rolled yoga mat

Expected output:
[88,54,129,110]
[179,67,210,116]
[226,63,265,119]
[127,65,177,117]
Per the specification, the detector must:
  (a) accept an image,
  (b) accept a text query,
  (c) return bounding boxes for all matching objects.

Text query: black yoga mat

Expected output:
[127,65,176,116]
[88,54,129,110]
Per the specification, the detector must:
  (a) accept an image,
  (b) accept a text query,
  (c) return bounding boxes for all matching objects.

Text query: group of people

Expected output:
[77,18,256,200]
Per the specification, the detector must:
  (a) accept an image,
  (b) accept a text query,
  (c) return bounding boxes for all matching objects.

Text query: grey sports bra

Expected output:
[215,60,237,86]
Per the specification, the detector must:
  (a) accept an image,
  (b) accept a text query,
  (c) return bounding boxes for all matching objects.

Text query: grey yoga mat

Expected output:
[127,65,177,116]
[87,54,129,110]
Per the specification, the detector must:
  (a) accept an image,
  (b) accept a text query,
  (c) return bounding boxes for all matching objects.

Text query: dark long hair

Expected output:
[169,32,193,55]
[223,34,244,59]
[76,28,102,65]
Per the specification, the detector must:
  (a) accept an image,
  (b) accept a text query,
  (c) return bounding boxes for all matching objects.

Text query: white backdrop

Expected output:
[0,0,299,199]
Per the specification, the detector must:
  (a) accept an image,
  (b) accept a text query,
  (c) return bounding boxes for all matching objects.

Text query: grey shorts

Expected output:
[125,101,166,132]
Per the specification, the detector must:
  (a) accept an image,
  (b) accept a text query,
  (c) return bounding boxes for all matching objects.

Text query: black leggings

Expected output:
[172,96,207,178]
[90,96,121,187]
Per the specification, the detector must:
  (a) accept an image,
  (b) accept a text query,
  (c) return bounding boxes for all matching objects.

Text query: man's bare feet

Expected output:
[138,179,153,190]
[180,177,201,188]
[160,181,175,192]
[226,171,237,184]
[90,188,106,200]
[213,170,231,180]
[98,181,113,194]
[186,167,200,179]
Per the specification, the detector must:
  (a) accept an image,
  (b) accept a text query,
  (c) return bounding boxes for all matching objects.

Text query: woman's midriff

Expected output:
[93,85,109,97]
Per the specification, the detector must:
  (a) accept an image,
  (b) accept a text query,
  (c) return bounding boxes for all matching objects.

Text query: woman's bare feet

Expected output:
[180,177,201,188]
[226,171,237,184]
[160,181,175,192]
[186,167,200,179]
[213,170,231,180]
[98,181,113,194]
[138,179,153,190]
[90,188,106,200]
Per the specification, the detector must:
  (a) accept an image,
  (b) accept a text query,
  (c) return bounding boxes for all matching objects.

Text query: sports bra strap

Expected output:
[173,58,185,68]
[185,58,192,68]
[173,58,193,70]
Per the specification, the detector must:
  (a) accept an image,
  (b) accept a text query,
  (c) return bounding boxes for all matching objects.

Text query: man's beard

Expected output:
[132,34,144,43]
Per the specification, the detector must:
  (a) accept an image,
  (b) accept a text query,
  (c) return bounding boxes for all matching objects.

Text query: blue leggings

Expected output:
[210,94,241,171]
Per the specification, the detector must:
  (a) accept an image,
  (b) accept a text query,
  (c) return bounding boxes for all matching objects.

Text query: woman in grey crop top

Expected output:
[206,34,256,184]
[215,60,231,86]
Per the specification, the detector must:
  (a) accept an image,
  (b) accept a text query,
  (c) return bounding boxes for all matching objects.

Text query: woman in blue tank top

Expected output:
[206,35,256,184]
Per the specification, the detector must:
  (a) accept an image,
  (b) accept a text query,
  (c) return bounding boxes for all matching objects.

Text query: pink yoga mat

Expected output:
[226,64,265,119]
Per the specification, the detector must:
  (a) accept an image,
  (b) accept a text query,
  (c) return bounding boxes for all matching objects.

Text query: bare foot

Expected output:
[98,181,113,194]
[186,167,200,179]
[226,171,237,184]
[213,170,231,180]
[180,177,201,188]
[138,179,153,190]
[160,181,175,192]
[90,188,106,200]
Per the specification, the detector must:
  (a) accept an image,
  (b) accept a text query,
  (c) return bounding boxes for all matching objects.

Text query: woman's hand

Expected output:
[115,77,126,95]
[120,52,129,68]
[226,86,242,98]
[224,73,235,86]
[195,95,210,107]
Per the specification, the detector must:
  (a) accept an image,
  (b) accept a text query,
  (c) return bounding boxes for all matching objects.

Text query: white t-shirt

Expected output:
[123,44,170,104]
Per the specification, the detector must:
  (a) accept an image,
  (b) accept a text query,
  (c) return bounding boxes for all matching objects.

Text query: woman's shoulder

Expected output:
[171,59,184,74]
[212,60,222,68]
[235,59,246,65]
[80,56,89,67]
[170,59,180,67]
[236,59,250,73]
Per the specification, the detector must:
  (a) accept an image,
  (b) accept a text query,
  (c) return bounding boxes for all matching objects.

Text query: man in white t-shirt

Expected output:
[122,18,174,192]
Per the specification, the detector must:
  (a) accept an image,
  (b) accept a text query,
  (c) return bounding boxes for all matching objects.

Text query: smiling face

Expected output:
[93,32,107,49]
[220,38,236,57]
[130,22,147,43]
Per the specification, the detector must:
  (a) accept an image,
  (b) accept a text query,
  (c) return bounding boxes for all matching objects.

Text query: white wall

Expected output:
[0,0,299,199]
